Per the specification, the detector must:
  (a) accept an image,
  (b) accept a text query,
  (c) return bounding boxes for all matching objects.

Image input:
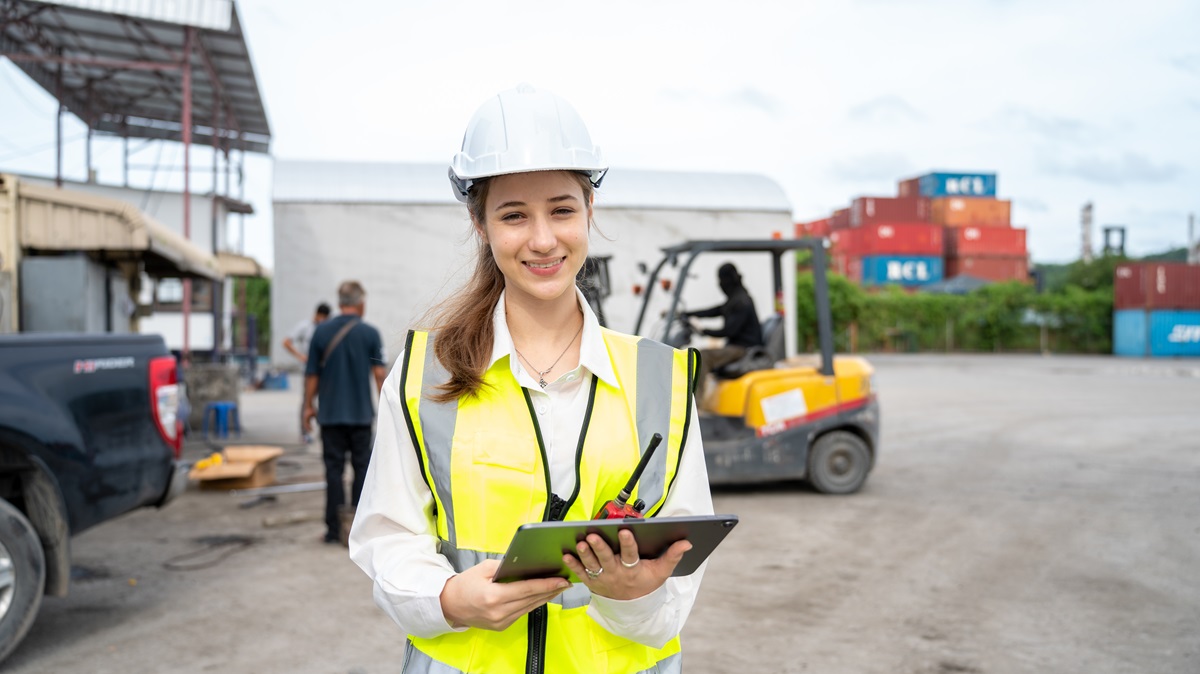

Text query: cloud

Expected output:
[728,87,785,116]
[1040,152,1182,185]
[1016,198,1050,213]
[830,152,915,181]
[1171,53,1200,76]
[659,87,785,117]
[1004,107,1089,141]
[846,95,923,124]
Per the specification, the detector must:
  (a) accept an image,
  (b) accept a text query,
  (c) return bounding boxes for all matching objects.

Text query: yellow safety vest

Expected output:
[398,327,697,674]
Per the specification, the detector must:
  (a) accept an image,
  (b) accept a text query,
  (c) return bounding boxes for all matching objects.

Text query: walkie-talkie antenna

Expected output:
[614,433,662,508]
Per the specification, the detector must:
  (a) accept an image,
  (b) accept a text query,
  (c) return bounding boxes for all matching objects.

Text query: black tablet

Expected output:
[492,514,739,584]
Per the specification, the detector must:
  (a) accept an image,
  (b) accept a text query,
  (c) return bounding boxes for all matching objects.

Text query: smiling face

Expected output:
[476,170,592,311]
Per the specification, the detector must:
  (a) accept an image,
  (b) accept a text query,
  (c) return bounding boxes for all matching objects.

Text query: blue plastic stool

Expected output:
[202,401,241,438]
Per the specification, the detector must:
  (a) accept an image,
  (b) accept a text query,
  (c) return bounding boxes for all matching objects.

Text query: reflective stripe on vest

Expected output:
[398,328,696,674]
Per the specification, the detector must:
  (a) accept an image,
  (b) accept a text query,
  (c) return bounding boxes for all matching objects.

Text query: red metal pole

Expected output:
[182,27,193,360]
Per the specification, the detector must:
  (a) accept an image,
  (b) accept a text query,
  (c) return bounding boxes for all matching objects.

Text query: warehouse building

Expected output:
[271,160,798,367]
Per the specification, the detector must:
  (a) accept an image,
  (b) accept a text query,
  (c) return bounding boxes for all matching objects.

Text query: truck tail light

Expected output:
[149,356,183,458]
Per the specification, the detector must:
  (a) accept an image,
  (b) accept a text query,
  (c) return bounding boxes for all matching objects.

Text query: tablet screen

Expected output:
[492,514,739,584]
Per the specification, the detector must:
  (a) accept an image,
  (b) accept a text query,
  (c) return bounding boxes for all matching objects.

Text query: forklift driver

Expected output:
[681,262,764,402]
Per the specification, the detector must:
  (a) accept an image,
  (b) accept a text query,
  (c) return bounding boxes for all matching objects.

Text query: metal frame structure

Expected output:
[0,0,271,355]
[633,238,835,376]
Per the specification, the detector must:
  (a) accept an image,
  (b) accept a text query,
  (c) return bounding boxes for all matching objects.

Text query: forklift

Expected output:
[633,239,879,494]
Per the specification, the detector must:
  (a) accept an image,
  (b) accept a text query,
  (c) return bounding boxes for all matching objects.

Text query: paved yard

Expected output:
[7,355,1199,673]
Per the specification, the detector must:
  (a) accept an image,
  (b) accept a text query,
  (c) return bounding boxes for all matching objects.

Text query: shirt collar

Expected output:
[490,288,620,390]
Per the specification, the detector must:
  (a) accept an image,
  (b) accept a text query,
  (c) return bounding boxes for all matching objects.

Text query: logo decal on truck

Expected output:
[74,357,136,374]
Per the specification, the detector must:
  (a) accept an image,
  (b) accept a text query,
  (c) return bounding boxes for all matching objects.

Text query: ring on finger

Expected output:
[585,566,603,580]
[620,558,640,569]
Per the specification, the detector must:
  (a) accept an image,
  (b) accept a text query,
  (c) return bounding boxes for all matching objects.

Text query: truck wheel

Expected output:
[0,499,45,663]
[808,431,870,495]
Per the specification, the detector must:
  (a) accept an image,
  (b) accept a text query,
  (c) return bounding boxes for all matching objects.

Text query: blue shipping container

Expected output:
[1150,310,1200,357]
[861,255,944,286]
[1113,309,1147,356]
[1113,309,1200,357]
[918,172,997,198]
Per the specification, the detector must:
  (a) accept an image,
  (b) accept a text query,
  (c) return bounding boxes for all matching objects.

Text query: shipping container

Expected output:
[795,217,831,239]
[831,222,943,256]
[917,172,997,198]
[1113,309,1147,357]
[860,255,943,286]
[1113,262,1200,310]
[945,255,1028,283]
[827,254,862,282]
[831,208,851,230]
[1113,309,1200,358]
[931,197,1011,227]
[945,226,1027,257]
[850,196,931,227]
[897,177,920,198]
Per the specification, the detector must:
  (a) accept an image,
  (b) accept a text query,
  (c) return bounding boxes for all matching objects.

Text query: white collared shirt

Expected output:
[349,288,713,649]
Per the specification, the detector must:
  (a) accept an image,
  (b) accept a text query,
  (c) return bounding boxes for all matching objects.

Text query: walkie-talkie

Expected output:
[594,433,662,520]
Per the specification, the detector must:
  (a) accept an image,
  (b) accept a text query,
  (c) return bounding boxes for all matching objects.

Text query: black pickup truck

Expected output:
[0,333,187,662]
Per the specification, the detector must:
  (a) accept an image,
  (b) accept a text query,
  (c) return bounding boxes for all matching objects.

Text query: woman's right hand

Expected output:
[440,559,571,631]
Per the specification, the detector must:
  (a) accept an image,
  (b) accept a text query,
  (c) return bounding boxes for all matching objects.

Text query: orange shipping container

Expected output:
[795,218,832,239]
[931,197,1011,227]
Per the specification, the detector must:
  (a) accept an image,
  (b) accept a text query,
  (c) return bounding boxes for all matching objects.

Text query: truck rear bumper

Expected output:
[157,461,190,507]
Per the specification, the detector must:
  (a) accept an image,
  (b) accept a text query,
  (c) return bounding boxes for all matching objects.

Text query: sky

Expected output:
[1,0,1197,268]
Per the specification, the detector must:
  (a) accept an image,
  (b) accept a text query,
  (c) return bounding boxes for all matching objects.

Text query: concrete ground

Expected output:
[6,354,1199,673]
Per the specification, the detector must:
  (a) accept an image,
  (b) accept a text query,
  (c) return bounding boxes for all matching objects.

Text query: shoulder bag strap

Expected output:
[320,318,361,368]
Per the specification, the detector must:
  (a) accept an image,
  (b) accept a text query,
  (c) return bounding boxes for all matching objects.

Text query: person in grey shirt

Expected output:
[282,302,330,442]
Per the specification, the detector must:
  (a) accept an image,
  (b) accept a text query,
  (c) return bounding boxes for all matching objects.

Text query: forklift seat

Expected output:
[713,313,785,379]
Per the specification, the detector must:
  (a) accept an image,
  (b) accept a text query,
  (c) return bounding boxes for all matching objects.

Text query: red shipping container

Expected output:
[795,217,831,239]
[836,222,943,256]
[1114,263,1200,310]
[850,196,931,227]
[946,255,1029,283]
[1113,264,1147,310]
[826,254,862,282]
[946,226,1027,257]
[828,228,855,254]
[897,177,920,198]
[831,208,851,230]
[931,197,1011,227]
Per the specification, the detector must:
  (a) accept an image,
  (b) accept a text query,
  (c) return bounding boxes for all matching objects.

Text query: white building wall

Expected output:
[271,202,476,369]
[271,201,795,368]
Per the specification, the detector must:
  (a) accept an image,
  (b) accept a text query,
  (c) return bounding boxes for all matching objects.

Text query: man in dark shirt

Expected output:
[682,263,763,403]
[303,280,387,544]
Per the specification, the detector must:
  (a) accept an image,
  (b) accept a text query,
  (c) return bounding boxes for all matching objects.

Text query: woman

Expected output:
[350,84,713,674]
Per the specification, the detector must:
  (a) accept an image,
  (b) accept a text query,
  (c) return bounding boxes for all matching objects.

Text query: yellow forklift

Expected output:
[633,239,879,493]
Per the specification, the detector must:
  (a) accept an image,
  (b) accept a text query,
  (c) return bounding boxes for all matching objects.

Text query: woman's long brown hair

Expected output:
[425,172,595,403]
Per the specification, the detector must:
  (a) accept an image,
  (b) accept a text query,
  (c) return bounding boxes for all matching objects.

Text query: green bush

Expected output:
[794,271,1112,355]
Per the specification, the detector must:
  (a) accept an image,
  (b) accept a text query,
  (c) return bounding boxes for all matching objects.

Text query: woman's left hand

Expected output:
[562,528,692,600]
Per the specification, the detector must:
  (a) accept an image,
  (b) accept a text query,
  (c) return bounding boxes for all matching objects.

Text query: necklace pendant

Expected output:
[538,377,548,389]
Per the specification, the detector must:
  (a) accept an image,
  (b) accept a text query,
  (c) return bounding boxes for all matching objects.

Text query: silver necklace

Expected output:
[514,321,584,389]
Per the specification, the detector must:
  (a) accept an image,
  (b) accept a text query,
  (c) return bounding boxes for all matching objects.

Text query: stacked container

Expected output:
[807,169,1029,289]
[897,171,1029,284]
[1112,262,1200,358]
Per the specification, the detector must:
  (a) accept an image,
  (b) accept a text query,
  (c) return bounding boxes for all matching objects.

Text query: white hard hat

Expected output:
[448,84,607,203]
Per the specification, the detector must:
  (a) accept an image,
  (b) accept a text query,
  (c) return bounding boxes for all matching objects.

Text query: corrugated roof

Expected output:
[272,160,792,213]
[1,0,271,152]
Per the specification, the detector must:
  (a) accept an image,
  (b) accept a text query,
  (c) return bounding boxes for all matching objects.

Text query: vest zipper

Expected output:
[526,604,547,674]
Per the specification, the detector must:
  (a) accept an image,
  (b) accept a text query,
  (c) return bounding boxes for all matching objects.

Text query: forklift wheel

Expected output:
[808,431,870,495]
